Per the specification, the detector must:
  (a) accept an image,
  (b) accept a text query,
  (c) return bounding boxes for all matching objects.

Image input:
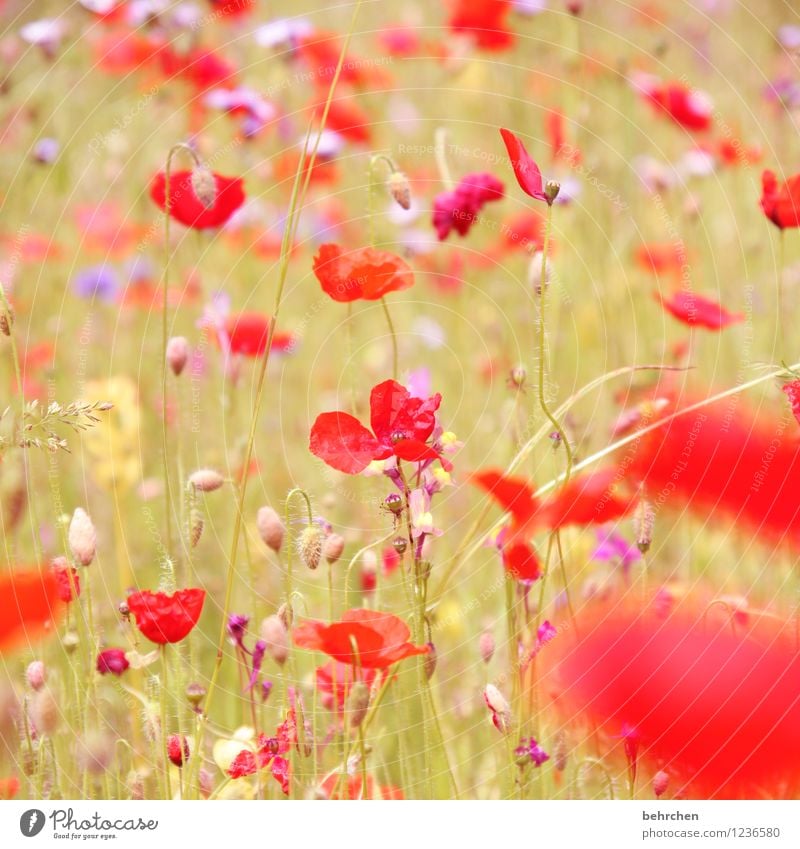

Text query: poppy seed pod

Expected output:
[166,336,190,376]
[260,614,289,666]
[388,170,411,210]
[68,507,96,566]
[299,525,323,570]
[323,533,345,565]
[544,179,561,205]
[188,468,225,492]
[256,506,285,552]
[186,682,206,710]
[190,165,218,209]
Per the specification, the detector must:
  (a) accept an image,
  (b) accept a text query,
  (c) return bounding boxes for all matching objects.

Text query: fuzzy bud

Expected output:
[634,499,655,553]
[25,661,46,691]
[0,303,13,336]
[68,507,96,566]
[653,770,669,798]
[188,468,225,493]
[323,533,345,565]
[260,615,289,666]
[479,631,495,665]
[166,336,190,376]
[509,365,527,388]
[484,683,512,735]
[190,166,217,209]
[345,681,370,729]
[388,170,411,210]
[256,506,285,552]
[62,630,79,654]
[299,525,323,570]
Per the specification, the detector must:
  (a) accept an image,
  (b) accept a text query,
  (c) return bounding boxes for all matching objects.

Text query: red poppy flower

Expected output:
[432,172,504,241]
[546,599,800,798]
[312,96,372,145]
[150,169,245,230]
[783,379,800,427]
[127,588,205,644]
[93,31,169,76]
[296,31,390,88]
[208,0,254,17]
[760,169,800,230]
[319,773,404,800]
[655,290,744,330]
[626,388,800,550]
[449,0,514,51]
[227,710,296,795]
[0,569,61,654]
[634,242,688,276]
[160,45,237,92]
[312,244,414,303]
[499,128,547,201]
[545,110,581,165]
[294,608,428,669]
[643,80,712,131]
[0,776,20,800]
[309,379,451,474]
[222,313,294,357]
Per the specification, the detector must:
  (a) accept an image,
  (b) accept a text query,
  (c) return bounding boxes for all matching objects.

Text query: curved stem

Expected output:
[381,296,399,380]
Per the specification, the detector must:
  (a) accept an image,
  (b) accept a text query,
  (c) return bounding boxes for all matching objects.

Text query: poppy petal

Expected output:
[500,128,547,201]
[655,291,744,330]
[309,412,381,474]
[0,570,61,654]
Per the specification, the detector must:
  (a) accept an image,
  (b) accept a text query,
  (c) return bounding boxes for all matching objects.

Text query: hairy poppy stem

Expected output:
[778,228,786,359]
[380,296,399,380]
[160,644,172,799]
[187,1,364,799]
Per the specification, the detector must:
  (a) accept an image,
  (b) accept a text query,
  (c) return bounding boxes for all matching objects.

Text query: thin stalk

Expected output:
[380,296,398,380]
[160,644,172,799]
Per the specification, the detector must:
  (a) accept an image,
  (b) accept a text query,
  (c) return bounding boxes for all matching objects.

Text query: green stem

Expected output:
[160,644,172,799]
[381,296,399,381]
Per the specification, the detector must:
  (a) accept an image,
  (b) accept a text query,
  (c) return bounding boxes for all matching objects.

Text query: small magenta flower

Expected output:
[96,648,130,676]
[592,528,641,578]
[514,736,550,767]
[227,614,249,649]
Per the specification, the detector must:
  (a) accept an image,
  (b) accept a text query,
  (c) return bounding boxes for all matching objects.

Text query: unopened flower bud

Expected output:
[299,525,323,570]
[0,304,13,336]
[260,615,289,666]
[26,661,46,691]
[544,179,560,205]
[346,681,370,729]
[510,365,527,388]
[361,549,378,594]
[190,165,217,209]
[68,507,96,566]
[166,336,190,376]
[479,631,495,664]
[188,468,225,492]
[323,533,345,565]
[653,769,669,798]
[484,683,512,734]
[634,499,655,553]
[118,600,130,620]
[256,506,285,552]
[62,630,79,654]
[392,536,407,556]
[388,170,411,210]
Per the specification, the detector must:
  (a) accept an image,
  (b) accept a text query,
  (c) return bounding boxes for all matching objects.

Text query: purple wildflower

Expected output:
[514,736,550,767]
[592,527,641,578]
[72,265,119,302]
[96,648,129,676]
[227,614,249,649]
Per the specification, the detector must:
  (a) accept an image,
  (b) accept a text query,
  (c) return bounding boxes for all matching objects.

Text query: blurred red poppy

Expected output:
[223,313,295,357]
[499,128,547,201]
[316,661,378,714]
[449,0,514,51]
[312,96,372,145]
[783,379,800,426]
[432,172,504,240]
[294,608,428,669]
[0,776,20,800]
[309,379,451,474]
[546,599,800,798]
[635,242,687,276]
[760,169,800,230]
[127,588,205,644]
[312,244,414,302]
[655,290,744,330]
[150,169,245,230]
[644,80,712,131]
[0,569,61,654]
[319,773,404,800]
[51,560,80,603]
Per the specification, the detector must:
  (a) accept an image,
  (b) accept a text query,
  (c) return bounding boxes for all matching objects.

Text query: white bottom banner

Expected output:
[0,801,797,848]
